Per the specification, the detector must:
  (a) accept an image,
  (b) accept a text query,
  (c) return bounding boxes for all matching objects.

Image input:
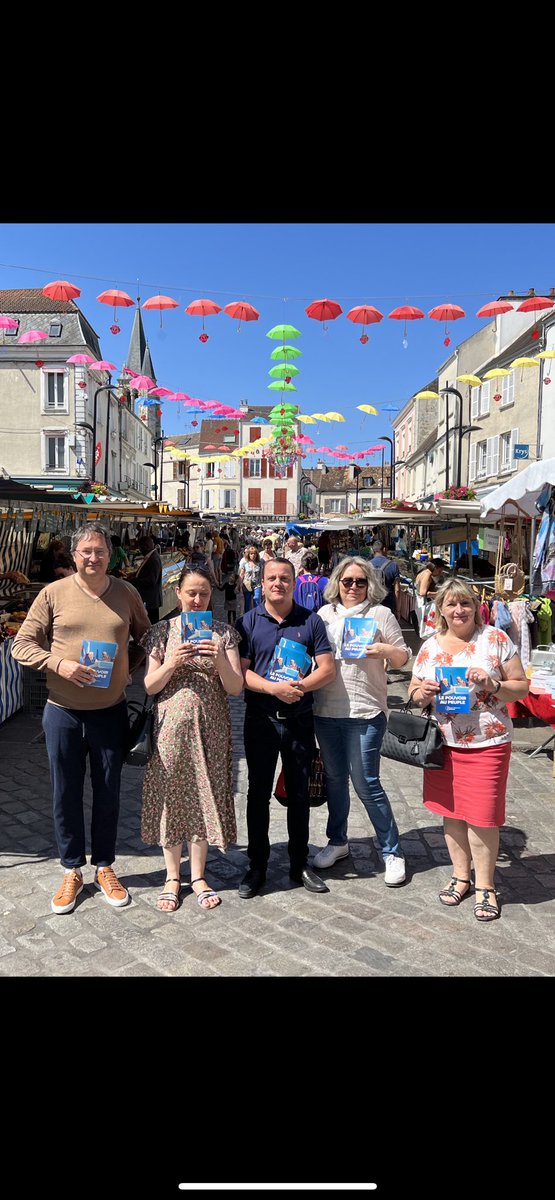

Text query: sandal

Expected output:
[191,876,221,910]
[474,886,500,922]
[438,876,472,907]
[156,877,181,912]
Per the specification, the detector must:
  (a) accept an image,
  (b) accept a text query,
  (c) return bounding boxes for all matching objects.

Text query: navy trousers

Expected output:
[243,707,315,876]
[42,700,129,869]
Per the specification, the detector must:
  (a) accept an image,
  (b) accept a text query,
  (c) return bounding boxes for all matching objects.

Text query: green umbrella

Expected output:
[269,401,297,413]
[270,344,303,360]
[266,324,302,340]
[269,363,300,379]
[268,380,297,391]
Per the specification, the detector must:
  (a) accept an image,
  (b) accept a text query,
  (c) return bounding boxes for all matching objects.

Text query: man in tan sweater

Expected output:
[11,523,151,915]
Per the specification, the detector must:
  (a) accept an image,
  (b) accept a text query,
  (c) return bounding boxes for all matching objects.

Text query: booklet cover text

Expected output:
[435,665,471,713]
[181,611,213,642]
[266,636,312,682]
[341,616,378,659]
[80,640,117,688]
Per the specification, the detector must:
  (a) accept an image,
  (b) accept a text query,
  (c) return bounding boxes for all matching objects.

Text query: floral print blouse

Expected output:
[413,626,517,748]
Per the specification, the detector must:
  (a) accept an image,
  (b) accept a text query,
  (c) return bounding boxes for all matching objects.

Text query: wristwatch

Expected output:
[491,678,501,694]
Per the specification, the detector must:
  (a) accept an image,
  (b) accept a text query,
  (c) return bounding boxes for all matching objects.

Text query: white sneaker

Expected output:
[384,854,406,887]
[312,843,349,869]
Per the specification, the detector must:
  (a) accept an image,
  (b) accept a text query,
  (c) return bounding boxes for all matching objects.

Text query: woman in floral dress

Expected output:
[408,579,529,921]
[141,564,243,912]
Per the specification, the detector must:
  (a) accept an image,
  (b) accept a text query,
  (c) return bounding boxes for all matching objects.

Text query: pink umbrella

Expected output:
[67,352,95,364]
[89,360,117,371]
[148,386,173,398]
[19,329,48,344]
[164,391,192,402]
[128,374,156,391]
[0,315,19,329]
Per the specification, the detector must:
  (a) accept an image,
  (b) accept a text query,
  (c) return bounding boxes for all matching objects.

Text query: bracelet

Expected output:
[491,678,501,694]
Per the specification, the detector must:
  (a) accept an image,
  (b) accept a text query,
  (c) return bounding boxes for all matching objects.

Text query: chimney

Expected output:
[527,287,535,296]
[549,288,555,299]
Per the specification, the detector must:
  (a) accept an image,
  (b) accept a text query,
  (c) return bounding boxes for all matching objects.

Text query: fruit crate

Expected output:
[22,666,48,714]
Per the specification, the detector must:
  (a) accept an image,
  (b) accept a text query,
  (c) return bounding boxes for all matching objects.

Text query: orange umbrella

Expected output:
[223,301,259,331]
[43,279,81,301]
[97,288,134,333]
[388,304,424,347]
[346,304,383,345]
[428,302,465,347]
[185,297,222,341]
[142,294,179,328]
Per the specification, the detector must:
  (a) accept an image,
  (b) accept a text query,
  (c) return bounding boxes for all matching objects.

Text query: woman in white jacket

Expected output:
[312,556,411,887]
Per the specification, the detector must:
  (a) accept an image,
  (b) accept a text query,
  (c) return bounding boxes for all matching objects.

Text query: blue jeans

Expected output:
[314,713,401,857]
[42,700,129,869]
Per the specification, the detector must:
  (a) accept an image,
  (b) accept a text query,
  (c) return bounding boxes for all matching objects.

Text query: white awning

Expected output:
[480,457,555,519]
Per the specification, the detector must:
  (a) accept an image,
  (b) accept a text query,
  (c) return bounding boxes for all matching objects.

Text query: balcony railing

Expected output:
[244,501,297,515]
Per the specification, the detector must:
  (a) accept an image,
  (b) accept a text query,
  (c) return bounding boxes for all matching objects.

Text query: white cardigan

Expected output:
[313,601,411,720]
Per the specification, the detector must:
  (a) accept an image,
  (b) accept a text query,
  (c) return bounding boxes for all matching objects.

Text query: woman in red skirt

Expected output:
[408,579,529,921]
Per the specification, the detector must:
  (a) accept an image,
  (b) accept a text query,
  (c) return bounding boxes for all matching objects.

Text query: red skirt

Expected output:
[423,744,511,828]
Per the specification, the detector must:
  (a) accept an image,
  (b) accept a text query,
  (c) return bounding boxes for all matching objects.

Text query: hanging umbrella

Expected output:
[428,303,465,347]
[388,305,424,348]
[97,288,134,333]
[305,298,342,332]
[297,414,317,424]
[66,352,95,364]
[357,404,379,415]
[249,415,269,424]
[346,304,383,345]
[148,386,173,398]
[538,348,555,384]
[127,373,156,392]
[270,344,302,360]
[310,413,331,422]
[268,363,300,381]
[510,357,540,368]
[482,366,511,402]
[89,360,117,372]
[325,412,346,422]
[414,390,439,400]
[516,294,555,341]
[455,374,482,387]
[19,329,48,344]
[476,299,514,318]
[0,315,18,329]
[266,324,302,340]
[164,391,192,402]
[185,298,222,342]
[42,279,81,301]
[223,301,259,331]
[142,294,179,328]
[268,380,297,391]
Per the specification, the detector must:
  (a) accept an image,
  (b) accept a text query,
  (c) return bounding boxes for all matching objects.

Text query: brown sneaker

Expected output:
[94,866,129,908]
[51,870,84,914]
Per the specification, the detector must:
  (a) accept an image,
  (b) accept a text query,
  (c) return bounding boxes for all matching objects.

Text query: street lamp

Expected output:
[379,435,395,499]
[348,463,362,511]
[76,421,95,479]
[153,433,165,503]
[143,462,158,500]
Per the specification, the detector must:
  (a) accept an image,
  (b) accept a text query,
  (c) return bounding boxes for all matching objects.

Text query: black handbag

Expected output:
[125,698,154,767]
[381,702,444,770]
[274,748,328,807]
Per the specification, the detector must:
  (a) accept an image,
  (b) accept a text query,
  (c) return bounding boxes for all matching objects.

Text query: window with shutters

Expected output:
[476,439,487,477]
[480,381,490,416]
[43,431,68,471]
[224,461,235,479]
[205,461,216,479]
[248,488,261,509]
[42,369,68,414]
[248,460,261,477]
[325,498,344,513]
[469,441,477,482]
[203,488,216,509]
[274,487,287,514]
[500,427,519,472]
[249,426,262,441]
[501,373,514,408]
[222,489,237,508]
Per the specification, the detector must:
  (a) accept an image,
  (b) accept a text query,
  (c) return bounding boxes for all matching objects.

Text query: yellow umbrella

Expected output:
[414,390,439,399]
[538,349,555,383]
[311,413,331,422]
[456,374,482,386]
[510,357,540,368]
[297,413,318,424]
[357,404,379,415]
[325,411,346,422]
[482,368,511,380]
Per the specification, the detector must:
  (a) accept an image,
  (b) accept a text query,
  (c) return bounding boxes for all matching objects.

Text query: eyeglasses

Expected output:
[340,577,367,588]
[75,549,107,559]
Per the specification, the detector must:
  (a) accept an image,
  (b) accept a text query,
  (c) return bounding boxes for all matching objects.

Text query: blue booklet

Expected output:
[266,636,312,683]
[181,611,213,642]
[341,615,379,659]
[435,666,471,713]
[80,640,117,688]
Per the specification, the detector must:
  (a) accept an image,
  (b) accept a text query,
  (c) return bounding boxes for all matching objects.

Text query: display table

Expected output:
[160,558,187,618]
[0,638,23,725]
[507,691,555,777]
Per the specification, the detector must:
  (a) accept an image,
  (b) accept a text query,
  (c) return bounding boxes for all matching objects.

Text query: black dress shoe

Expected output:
[290,866,330,894]
[238,867,266,899]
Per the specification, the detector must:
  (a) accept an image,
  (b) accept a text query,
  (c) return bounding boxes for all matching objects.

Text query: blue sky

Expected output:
[2,222,555,466]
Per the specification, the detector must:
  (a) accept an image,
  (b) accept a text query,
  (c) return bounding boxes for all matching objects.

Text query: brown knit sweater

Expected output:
[11,575,151,710]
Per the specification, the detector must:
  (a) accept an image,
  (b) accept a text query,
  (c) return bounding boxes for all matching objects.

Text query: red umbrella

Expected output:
[185,297,222,341]
[305,298,343,332]
[223,301,259,331]
[346,304,383,344]
[97,288,134,332]
[476,300,514,318]
[516,294,555,340]
[428,302,465,347]
[142,294,179,328]
[43,279,81,301]
[388,305,424,347]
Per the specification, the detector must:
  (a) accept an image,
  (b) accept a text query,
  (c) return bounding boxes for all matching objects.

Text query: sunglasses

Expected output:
[340,577,367,588]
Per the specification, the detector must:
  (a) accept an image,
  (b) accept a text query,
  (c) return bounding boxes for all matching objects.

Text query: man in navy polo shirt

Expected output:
[235,557,335,898]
